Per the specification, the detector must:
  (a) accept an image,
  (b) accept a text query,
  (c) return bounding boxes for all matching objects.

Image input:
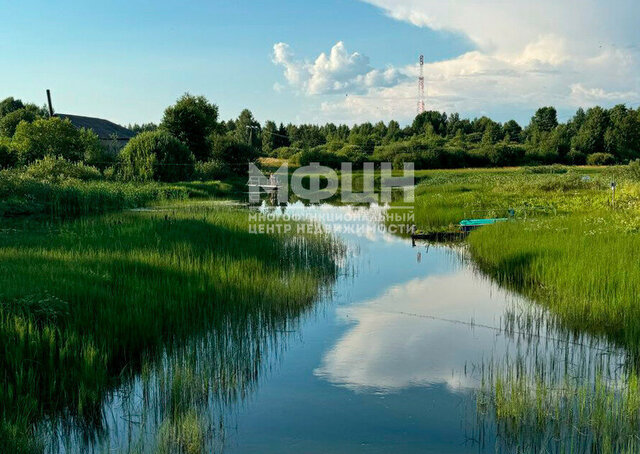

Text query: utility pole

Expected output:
[246,125,260,146]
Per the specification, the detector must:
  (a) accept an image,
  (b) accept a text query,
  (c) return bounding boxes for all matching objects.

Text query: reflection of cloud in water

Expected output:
[315,271,515,393]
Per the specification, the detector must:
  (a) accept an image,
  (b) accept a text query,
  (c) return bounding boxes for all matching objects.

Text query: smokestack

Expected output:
[46,89,54,117]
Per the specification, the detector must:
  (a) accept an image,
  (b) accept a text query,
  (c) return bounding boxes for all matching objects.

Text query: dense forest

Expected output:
[1,94,639,183]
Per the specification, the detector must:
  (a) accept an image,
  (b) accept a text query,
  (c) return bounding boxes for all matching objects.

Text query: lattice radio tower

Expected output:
[417,54,425,114]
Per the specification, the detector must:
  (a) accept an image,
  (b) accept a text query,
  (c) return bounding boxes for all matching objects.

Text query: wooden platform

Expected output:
[248,184,280,191]
[411,231,466,243]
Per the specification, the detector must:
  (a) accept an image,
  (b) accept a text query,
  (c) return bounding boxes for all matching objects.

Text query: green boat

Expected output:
[459,218,508,232]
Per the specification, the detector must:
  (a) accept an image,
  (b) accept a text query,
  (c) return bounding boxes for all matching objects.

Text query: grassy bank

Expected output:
[0,203,341,452]
[398,165,640,350]
[469,213,640,349]
[396,165,640,452]
[0,168,246,218]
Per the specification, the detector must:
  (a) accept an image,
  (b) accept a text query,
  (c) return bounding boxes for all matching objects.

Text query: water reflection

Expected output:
[45,203,631,453]
[315,271,512,392]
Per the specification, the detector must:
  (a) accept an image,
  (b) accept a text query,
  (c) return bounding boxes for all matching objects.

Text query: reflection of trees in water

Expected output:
[43,297,327,454]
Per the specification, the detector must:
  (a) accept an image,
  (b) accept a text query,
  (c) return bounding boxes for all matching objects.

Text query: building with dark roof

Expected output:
[55,113,135,153]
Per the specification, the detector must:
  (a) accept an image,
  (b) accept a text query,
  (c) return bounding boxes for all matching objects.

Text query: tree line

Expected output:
[132,98,640,170]
[1,94,639,183]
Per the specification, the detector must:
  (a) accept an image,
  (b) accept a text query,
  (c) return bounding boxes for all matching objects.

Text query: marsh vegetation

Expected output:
[0,203,341,452]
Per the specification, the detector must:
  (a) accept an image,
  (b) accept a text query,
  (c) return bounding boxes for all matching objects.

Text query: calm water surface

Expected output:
[47,203,621,453]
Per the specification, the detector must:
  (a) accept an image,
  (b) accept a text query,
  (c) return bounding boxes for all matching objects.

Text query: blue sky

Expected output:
[2,0,639,126]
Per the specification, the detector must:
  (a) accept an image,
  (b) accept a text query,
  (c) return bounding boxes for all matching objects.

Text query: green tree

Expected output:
[385,120,402,143]
[572,106,610,155]
[211,135,257,175]
[502,120,523,143]
[119,130,195,182]
[262,120,278,155]
[530,106,558,133]
[0,105,42,137]
[12,117,100,164]
[161,94,218,161]
[0,97,24,118]
[603,104,640,160]
[334,124,350,142]
[233,109,261,149]
[127,122,158,135]
[348,133,375,154]
[373,121,388,142]
[276,123,290,148]
[412,111,448,136]
[0,137,16,168]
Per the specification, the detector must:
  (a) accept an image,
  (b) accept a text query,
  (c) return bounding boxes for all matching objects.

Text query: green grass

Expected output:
[0,203,341,452]
[476,353,640,453]
[393,166,640,351]
[403,167,617,232]
[0,168,246,218]
[469,213,640,349]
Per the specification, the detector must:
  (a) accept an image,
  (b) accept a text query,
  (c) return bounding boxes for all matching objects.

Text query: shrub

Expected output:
[420,147,446,168]
[83,134,117,170]
[210,135,256,175]
[337,145,368,166]
[489,143,525,166]
[392,152,419,170]
[291,147,343,169]
[627,159,640,181]
[522,164,569,174]
[440,147,468,168]
[373,142,413,162]
[119,130,195,182]
[12,117,100,164]
[586,152,616,166]
[565,149,587,165]
[464,147,493,168]
[0,137,16,169]
[103,166,117,181]
[0,107,38,137]
[25,156,102,183]
[274,147,298,159]
[524,147,560,165]
[193,160,231,180]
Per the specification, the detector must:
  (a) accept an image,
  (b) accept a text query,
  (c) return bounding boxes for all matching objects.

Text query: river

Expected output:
[45,203,623,453]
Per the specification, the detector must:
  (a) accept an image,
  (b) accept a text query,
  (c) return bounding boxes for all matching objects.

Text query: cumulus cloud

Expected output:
[320,42,640,124]
[272,41,407,95]
[362,0,640,56]
[277,1,640,124]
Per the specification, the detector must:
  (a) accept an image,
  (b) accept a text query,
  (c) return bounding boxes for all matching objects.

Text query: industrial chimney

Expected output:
[46,89,54,117]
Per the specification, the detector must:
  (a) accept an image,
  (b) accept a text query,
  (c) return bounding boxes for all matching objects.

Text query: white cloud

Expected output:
[272,41,407,95]
[320,43,639,124]
[362,0,640,56]
[274,1,640,124]
[570,83,638,104]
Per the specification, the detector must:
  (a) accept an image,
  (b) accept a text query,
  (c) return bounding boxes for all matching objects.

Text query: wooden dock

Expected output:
[411,231,466,244]
[247,175,282,192]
